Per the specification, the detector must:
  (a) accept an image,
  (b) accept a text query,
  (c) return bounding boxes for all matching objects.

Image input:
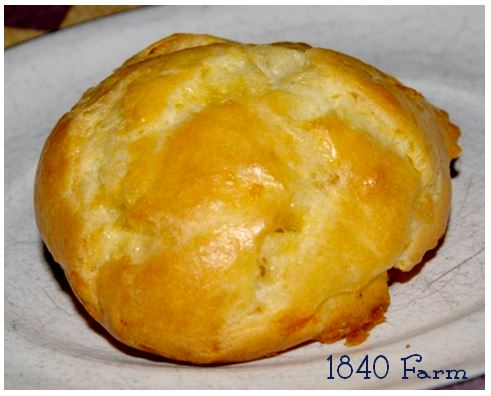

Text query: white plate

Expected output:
[5,5,484,389]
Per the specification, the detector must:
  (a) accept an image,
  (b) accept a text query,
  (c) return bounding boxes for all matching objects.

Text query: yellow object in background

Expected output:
[4,5,141,48]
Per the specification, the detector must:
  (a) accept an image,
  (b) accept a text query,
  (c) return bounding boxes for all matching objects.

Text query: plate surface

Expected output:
[5,5,484,389]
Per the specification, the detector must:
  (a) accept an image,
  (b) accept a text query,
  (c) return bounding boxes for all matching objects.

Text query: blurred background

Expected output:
[5,5,142,48]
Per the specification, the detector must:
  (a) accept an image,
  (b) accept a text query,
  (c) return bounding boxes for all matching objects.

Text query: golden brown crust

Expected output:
[314,273,389,346]
[34,33,460,363]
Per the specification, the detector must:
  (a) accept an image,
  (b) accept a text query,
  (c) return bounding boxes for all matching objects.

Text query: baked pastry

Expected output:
[34,33,461,363]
